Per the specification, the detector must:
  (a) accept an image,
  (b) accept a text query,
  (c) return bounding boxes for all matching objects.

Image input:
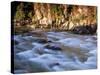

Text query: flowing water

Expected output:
[13,31,97,73]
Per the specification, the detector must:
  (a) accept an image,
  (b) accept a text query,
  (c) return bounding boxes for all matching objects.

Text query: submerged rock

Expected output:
[36,39,48,44]
[45,43,62,51]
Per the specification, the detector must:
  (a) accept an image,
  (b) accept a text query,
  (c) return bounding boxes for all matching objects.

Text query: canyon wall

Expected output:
[12,2,97,34]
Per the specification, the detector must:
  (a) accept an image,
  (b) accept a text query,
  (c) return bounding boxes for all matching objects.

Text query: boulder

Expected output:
[44,43,62,51]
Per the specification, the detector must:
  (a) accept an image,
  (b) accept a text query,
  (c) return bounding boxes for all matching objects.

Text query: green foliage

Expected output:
[51,5,63,16]
[14,10,25,21]
[14,3,25,21]
[51,5,57,13]
[28,11,33,18]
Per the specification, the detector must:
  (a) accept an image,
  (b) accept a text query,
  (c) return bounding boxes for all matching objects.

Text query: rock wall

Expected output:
[12,2,97,34]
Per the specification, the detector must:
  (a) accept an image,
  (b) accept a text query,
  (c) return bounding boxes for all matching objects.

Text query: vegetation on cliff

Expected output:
[11,1,97,35]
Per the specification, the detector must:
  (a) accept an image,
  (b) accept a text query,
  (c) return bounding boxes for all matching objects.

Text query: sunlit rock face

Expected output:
[13,32,97,74]
[13,2,97,35]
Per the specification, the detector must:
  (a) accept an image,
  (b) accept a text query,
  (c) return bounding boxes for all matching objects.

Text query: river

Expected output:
[13,31,97,73]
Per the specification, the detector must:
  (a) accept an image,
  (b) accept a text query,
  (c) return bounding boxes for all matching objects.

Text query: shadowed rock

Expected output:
[72,24,97,35]
[45,43,62,51]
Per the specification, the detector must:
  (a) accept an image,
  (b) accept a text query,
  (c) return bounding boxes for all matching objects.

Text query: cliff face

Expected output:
[12,2,97,34]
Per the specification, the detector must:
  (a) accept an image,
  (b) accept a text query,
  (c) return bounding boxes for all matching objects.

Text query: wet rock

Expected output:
[47,40,53,43]
[45,43,62,51]
[72,25,97,35]
[47,37,56,43]
[92,36,97,40]
[30,30,47,38]
[37,39,48,44]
